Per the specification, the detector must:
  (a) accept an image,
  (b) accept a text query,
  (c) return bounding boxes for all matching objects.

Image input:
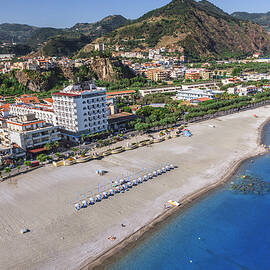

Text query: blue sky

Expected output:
[0,0,269,28]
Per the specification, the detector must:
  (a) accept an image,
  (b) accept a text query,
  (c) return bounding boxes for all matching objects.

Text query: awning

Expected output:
[28,147,46,153]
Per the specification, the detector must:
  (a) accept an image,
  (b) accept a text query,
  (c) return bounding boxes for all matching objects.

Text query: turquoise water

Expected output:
[109,123,270,270]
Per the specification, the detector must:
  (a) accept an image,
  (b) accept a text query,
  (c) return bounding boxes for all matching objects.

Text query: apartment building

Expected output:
[176,89,222,101]
[139,86,182,97]
[181,82,219,90]
[146,69,169,82]
[10,104,56,125]
[52,82,108,140]
[0,114,60,150]
[106,90,136,99]
[227,85,259,96]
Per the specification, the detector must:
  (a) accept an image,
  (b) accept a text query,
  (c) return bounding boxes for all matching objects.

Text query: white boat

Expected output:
[148,173,153,179]
[138,177,143,183]
[127,182,132,188]
[162,167,166,173]
[170,164,175,169]
[157,169,162,175]
[103,192,108,199]
[168,200,180,207]
[153,171,158,177]
[166,165,170,171]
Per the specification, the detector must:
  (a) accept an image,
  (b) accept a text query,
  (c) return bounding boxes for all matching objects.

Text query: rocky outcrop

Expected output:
[15,70,57,92]
[86,57,135,82]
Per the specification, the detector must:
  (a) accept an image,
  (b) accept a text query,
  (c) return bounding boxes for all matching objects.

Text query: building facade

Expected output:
[52,82,108,140]
[0,114,60,150]
[176,89,222,101]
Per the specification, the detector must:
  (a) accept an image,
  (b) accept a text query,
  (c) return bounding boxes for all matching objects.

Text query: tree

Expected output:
[72,147,78,153]
[53,141,59,150]
[80,134,85,144]
[24,160,31,168]
[17,166,21,173]
[37,154,47,163]
[4,167,11,177]
[44,143,51,151]
[232,67,242,77]
[121,106,132,113]
[0,171,2,180]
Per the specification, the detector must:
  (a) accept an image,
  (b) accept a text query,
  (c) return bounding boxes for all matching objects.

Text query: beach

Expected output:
[0,106,269,270]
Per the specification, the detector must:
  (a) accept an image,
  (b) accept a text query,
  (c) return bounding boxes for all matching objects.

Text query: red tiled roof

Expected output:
[16,95,40,104]
[191,98,212,102]
[53,92,79,97]
[29,147,46,153]
[7,120,45,127]
[43,98,53,104]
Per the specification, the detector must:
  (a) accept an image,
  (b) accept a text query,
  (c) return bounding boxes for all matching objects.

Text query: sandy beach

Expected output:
[0,106,270,270]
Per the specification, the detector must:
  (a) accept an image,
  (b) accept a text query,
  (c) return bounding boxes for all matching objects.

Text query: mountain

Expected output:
[81,0,270,60]
[0,15,128,57]
[0,23,38,44]
[70,15,128,37]
[36,33,92,57]
[232,12,270,32]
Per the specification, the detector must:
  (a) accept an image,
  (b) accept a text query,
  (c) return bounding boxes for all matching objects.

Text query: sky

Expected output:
[0,0,269,28]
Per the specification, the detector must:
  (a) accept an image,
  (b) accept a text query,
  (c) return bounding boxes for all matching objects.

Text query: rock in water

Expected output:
[229,175,270,195]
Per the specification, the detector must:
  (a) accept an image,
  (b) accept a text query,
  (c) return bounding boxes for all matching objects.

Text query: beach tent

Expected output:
[82,200,88,208]
[109,189,115,196]
[75,203,81,211]
[89,198,95,205]
[115,186,121,193]
[143,175,149,181]
[184,130,192,137]
[96,194,102,201]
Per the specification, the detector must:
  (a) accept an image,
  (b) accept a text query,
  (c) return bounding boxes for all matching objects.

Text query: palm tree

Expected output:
[24,160,31,168]
[4,167,11,177]
[44,142,51,151]
[80,134,85,144]
[53,141,59,151]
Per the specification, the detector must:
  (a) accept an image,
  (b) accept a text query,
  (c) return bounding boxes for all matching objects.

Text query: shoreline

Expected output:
[80,117,270,270]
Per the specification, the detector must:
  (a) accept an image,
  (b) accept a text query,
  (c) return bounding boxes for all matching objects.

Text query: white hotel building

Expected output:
[52,82,108,140]
[176,89,223,101]
[10,104,56,126]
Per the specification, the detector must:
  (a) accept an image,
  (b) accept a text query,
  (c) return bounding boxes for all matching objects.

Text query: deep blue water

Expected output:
[108,123,270,270]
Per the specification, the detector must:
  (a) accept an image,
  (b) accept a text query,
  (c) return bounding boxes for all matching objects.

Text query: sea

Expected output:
[108,122,270,270]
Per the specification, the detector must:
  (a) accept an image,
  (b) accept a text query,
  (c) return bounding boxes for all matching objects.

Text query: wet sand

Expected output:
[0,106,269,270]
